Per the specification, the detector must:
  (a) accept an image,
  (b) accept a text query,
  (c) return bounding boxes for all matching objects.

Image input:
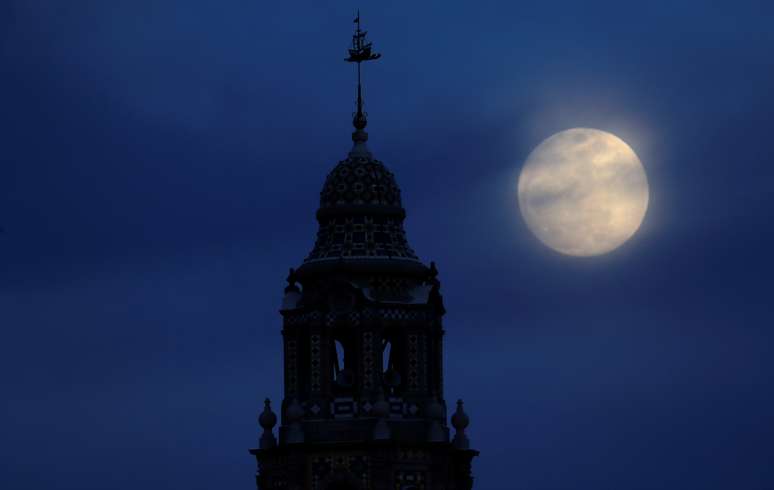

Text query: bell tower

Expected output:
[251,14,478,490]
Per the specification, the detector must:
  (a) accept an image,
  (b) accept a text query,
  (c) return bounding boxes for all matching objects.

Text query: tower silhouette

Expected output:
[251,15,478,490]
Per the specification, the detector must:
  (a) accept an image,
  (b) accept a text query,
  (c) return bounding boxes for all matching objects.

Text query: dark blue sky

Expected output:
[2,1,773,489]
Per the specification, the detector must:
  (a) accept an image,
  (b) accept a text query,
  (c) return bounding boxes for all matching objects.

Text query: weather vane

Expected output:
[346,11,381,130]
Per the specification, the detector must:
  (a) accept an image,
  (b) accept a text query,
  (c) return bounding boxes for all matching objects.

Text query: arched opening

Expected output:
[382,339,392,372]
[332,338,353,392]
[382,335,401,395]
[334,339,345,376]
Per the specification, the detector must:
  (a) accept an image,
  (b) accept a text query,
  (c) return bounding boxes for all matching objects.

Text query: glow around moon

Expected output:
[518,128,649,256]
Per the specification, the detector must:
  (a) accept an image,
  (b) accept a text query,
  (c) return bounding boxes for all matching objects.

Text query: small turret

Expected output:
[451,399,471,449]
[258,398,277,449]
[281,268,301,310]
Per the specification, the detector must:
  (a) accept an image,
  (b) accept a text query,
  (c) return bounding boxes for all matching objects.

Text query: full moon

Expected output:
[517,128,649,256]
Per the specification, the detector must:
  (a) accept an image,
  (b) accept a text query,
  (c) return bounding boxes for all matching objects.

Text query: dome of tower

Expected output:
[319,154,402,210]
[295,35,426,280]
[301,127,420,266]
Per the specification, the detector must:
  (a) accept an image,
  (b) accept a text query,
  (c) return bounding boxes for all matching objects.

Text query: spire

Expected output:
[345,11,381,154]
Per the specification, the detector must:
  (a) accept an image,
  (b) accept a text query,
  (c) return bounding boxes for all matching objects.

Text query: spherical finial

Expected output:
[285,268,300,293]
[259,398,277,429]
[429,261,439,279]
[258,397,278,449]
[451,399,471,449]
[451,399,469,430]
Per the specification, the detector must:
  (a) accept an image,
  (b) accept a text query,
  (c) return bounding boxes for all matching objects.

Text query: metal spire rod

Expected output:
[345,11,381,129]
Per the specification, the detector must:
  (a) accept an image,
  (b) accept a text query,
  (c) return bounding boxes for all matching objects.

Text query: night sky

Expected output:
[2,2,773,489]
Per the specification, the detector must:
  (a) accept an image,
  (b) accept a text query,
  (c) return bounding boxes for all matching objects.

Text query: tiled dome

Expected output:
[303,128,419,264]
[319,155,402,210]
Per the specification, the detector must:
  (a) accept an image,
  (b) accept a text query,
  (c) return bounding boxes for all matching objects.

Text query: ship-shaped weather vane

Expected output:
[346,11,381,130]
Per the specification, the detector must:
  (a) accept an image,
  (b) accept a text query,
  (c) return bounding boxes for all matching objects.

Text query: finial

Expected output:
[451,399,471,449]
[428,262,440,286]
[427,261,445,314]
[259,398,278,429]
[345,12,381,136]
[282,268,302,310]
[285,268,299,293]
[258,397,277,449]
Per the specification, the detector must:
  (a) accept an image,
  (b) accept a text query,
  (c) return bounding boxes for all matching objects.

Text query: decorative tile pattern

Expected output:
[331,397,356,419]
[389,398,404,417]
[361,400,373,414]
[376,308,429,323]
[419,333,428,392]
[368,276,412,301]
[320,156,402,209]
[310,334,321,392]
[310,454,369,490]
[437,336,444,397]
[362,331,375,390]
[305,215,418,261]
[325,312,336,327]
[348,310,360,326]
[407,334,419,391]
[397,449,429,461]
[285,339,298,395]
[394,470,425,490]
